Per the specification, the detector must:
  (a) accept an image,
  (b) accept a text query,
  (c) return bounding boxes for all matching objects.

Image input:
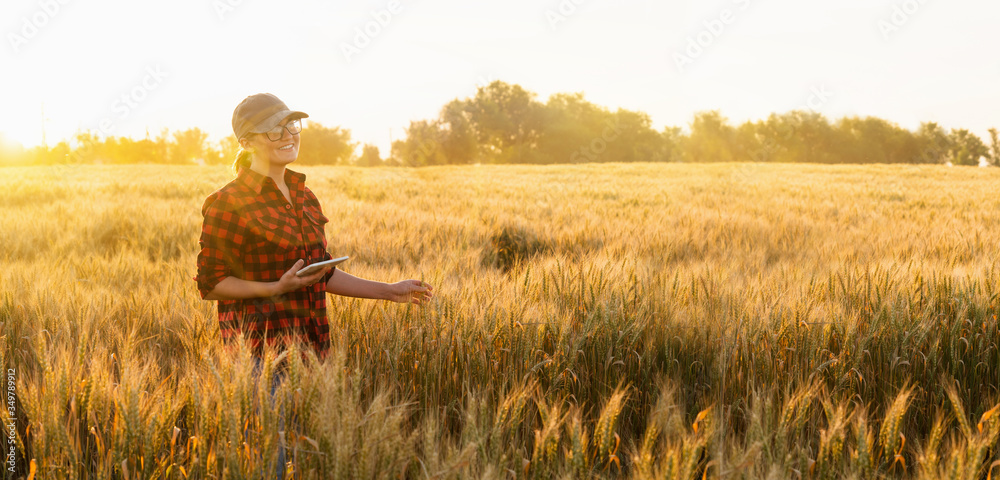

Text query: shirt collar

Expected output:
[237,166,307,195]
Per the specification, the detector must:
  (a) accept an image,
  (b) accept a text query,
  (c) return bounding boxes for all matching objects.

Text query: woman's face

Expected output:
[241,117,301,166]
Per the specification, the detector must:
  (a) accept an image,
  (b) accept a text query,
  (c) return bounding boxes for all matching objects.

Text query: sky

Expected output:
[2,0,998,156]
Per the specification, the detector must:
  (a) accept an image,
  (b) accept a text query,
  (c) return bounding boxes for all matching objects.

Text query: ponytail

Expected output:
[232,144,252,175]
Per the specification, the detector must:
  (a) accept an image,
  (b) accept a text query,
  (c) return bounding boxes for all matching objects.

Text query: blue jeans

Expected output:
[249,356,288,479]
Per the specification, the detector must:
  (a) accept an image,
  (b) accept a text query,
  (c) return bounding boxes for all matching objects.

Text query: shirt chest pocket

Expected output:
[248,211,297,251]
[302,206,330,245]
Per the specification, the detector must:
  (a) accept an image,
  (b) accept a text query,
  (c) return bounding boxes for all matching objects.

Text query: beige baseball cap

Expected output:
[232,93,308,139]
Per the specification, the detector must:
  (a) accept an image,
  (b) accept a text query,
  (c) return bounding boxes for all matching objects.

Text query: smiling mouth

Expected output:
[279,143,294,151]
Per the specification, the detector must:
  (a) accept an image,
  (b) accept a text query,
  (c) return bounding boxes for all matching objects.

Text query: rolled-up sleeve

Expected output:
[319,249,338,285]
[195,192,245,299]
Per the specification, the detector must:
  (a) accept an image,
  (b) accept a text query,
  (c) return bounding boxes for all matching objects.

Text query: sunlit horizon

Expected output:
[3,0,998,156]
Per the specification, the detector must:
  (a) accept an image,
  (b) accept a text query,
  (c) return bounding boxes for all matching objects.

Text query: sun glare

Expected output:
[1,0,997,158]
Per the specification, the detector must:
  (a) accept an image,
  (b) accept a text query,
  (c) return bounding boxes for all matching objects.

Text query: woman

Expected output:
[195,93,433,361]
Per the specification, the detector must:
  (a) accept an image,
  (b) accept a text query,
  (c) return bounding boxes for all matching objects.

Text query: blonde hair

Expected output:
[232,148,252,175]
[231,135,254,175]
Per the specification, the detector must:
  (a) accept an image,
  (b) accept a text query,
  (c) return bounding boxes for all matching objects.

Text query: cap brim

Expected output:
[249,110,310,134]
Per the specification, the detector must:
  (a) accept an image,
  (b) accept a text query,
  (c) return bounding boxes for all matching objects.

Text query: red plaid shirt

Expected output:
[194,166,335,359]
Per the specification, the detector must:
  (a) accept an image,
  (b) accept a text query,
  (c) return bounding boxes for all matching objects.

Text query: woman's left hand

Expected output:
[386,280,434,305]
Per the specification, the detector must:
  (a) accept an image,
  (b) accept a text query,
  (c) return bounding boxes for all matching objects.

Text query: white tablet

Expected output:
[295,256,349,277]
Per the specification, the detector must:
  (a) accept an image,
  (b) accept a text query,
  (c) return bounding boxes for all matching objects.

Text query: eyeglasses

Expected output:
[263,119,302,141]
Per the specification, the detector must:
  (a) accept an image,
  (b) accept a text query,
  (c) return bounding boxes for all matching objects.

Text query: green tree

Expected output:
[395,100,480,165]
[438,100,478,164]
[360,144,382,167]
[538,92,609,164]
[70,131,104,163]
[913,122,952,164]
[297,122,357,165]
[604,109,663,163]
[988,128,999,166]
[948,129,989,166]
[465,81,544,163]
[734,121,765,162]
[660,126,687,162]
[750,112,840,163]
[786,111,838,163]
[101,137,132,163]
[391,120,447,167]
[171,128,209,164]
[686,111,738,162]
[835,116,917,164]
[215,136,239,166]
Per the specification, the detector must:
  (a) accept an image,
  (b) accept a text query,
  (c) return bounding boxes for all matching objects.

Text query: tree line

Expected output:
[391,81,999,167]
[2,81,998,167]
[0,122,357,167]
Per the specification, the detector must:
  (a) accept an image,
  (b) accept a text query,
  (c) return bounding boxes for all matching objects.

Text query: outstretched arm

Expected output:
[204,259,332,300]
[326,269,434,305]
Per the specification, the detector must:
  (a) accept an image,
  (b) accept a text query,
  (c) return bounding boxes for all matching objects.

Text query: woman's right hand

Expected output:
[273,259,332,295]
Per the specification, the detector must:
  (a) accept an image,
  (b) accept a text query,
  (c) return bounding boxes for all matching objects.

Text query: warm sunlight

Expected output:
[3,0,999,155]
[5,2,1000,478]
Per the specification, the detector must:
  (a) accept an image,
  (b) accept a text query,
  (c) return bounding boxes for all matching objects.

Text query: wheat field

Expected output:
[1,162,999,479]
